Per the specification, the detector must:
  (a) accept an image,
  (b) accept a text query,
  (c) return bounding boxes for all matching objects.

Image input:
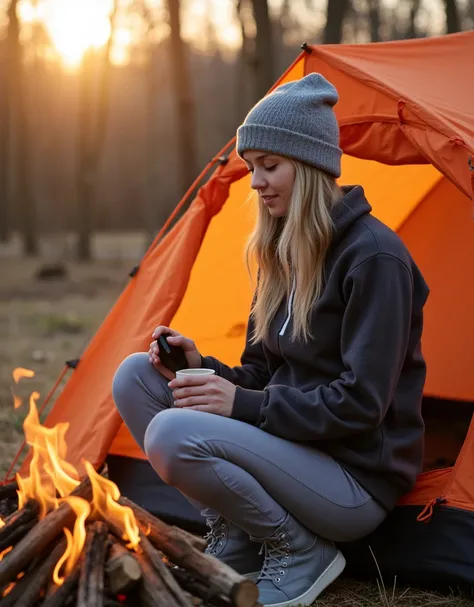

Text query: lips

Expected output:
[262,195,277,204]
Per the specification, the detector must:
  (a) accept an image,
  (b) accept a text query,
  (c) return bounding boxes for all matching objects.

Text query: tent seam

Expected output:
[306,46,473,150]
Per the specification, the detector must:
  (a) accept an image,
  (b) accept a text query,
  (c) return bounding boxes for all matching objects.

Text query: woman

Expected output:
[112,73,429,607]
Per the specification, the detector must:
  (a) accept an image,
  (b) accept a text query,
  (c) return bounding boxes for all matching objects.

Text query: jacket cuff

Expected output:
[200,355,217,371]
[231,387,265,425]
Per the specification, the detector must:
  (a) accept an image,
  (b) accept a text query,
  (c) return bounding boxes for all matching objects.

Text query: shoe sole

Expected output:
[261,550,346,607]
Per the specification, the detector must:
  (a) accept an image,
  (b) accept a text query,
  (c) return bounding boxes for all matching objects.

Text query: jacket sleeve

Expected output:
[201,316,276,394]
[231,254,426,440]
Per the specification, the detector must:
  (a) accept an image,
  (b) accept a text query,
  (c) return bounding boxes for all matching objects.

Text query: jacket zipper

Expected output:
[279,281,295,336]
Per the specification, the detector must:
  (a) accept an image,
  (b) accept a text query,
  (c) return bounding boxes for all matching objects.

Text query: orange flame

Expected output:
[16,392,81,516]
[13,368,35,383]
[0,546,12,562]
[85,461,140,550]
[53,497,90,585]
[12,368,141,585]
[0,517,4,529]
[11,367,35,409]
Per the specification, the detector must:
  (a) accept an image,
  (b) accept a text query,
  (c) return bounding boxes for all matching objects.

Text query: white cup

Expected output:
[176,368,216,380]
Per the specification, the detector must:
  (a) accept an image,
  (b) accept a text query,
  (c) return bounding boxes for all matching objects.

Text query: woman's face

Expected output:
[243,151,295,218]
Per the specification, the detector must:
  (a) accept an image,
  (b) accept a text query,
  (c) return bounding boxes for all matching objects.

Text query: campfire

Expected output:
[0,369,259,607]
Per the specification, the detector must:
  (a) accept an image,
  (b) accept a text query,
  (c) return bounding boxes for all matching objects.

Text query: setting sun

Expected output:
[43,0,112,67]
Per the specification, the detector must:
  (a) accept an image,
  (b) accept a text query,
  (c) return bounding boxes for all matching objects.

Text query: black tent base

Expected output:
[338,505,474,598]
[106,454,207,535]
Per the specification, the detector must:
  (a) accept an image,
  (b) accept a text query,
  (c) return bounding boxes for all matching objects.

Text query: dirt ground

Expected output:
[0,233,470,606]
[0,232,147,477]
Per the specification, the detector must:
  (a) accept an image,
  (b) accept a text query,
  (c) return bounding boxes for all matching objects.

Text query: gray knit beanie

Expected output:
[237,73,342,178]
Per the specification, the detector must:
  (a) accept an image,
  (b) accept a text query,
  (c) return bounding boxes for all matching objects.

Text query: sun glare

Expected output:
[19,0,245,68]
[41,0,113,67]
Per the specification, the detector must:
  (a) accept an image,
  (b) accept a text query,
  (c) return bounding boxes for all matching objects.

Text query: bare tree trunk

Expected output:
[368,0,381,41]
[235,0,252,121]
[443,0,461,32]
[166,0,198,198]
[250,0,274,101]
[0,38,12,241]
[76,1,118,261]
[8,0,37,255]
[76,50,95,262]
[323,0,350,44]
[406,0,421,38]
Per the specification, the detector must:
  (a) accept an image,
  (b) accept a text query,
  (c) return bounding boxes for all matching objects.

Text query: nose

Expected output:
[250,169,267,191]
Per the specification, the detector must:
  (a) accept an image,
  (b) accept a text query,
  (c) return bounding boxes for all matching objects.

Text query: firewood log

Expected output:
[0,539,66,607]
[0,499,39,551]
[135,548,190,607]
[115,497,256,605]
[118,496,207,552]
[171,567,234,607]
[0,475,92,587]
[41,560,81,607]
[116,515,257,607]
[0,481,18,501]
[105,534,142,594]
[14,538,68,607]
[77,521,109,607]
[138,532,194,606]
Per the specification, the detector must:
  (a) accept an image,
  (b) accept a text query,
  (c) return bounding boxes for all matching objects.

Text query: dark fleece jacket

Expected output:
[201,185,430,511]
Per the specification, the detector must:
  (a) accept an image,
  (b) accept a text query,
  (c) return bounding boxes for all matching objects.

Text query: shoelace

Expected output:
[258,533,291,583]
[204,517,227,555]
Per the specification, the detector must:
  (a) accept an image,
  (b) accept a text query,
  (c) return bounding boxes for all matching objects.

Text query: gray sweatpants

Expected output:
[112,352,387,542]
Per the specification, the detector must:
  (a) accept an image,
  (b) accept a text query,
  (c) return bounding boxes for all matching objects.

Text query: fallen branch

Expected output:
[77,521,108,607]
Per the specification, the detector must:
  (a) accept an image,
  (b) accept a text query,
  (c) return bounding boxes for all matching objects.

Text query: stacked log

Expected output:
[0,477,260,607]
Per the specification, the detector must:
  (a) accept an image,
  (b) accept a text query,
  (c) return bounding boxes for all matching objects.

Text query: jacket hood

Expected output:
[331,185,372,245]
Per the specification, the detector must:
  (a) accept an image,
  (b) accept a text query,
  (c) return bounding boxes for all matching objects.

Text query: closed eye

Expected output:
[265,165,277,171]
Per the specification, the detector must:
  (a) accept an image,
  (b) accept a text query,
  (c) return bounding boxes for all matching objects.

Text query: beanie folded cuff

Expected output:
[237,124,342,178]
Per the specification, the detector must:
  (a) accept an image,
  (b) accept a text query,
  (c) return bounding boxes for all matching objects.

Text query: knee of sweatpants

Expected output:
[144,408,201,486]
[112,352,149,417]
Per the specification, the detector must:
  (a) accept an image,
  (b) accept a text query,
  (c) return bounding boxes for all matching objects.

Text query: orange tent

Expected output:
[6,30,474,588]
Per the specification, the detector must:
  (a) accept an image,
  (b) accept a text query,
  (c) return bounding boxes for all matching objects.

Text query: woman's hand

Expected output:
[168,374,237,417]
[148,326,202,379]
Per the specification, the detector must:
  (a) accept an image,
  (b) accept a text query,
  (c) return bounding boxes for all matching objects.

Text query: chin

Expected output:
[267,208,287,218]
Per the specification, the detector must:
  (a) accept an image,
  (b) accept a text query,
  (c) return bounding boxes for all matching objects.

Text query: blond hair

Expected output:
[246,161,341,343]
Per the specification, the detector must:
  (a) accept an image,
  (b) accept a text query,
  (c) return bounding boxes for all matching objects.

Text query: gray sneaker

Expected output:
[252,514,346,607]
[204,516,263,580]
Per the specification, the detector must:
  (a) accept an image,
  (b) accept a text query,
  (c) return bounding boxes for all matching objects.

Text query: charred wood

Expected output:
[77,521,108,607]
[41,561,81,607]
[0,476,92,587]
[0,499,38,551]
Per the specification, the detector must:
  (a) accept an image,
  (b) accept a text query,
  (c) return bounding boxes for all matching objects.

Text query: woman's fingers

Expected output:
[151,326,180,340]
[174,394,213,408]
[172,385,208,400]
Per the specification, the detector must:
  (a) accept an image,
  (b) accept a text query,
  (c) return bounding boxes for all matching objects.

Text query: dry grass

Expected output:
[0,233,471,607]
